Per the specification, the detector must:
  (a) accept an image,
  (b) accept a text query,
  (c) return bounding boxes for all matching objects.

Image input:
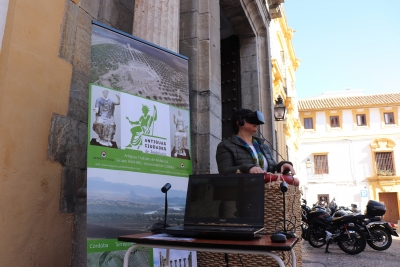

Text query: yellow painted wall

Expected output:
[270,6,301,164]
[0,1,74,266]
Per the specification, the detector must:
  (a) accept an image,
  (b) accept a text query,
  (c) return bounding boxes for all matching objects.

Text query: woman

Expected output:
[216,109,296,174]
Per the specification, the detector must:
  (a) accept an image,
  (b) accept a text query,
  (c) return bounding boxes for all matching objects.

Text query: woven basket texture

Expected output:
[197,180,302,267]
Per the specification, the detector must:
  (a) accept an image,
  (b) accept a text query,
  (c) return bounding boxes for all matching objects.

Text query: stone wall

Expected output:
[53,0,135,265]
[133,0,180,52]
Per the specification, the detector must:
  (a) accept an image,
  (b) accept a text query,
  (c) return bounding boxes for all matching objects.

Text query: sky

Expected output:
[284,0,400,99]
[88,168,189,191]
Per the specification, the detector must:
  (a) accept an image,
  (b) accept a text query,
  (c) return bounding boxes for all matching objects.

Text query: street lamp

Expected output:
[274,95,286,121]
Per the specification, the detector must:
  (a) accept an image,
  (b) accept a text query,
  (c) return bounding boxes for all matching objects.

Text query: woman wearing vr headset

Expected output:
[216,109,295,175]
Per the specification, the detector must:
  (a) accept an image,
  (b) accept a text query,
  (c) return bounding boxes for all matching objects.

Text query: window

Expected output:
[302,112,316,131]
[375,152,395,176]
[379,108,398,128]
[384,112,395,124]
[330,116,340,127]
[356,114,367,126]
[352,110,370,129]
[314,155,329,174]
[304,118,313,129]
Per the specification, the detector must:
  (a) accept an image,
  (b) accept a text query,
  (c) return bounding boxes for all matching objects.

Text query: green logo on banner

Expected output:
[126,104,159,150]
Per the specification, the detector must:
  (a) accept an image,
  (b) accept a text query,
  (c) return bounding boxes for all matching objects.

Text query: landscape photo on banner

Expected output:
[86,22,196,267]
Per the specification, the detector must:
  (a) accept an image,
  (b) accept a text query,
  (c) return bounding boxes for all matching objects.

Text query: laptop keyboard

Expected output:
[185,226,257,231]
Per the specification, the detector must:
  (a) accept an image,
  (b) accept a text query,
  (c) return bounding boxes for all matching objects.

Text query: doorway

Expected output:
[221,35,241,140]
[379,192,399,224]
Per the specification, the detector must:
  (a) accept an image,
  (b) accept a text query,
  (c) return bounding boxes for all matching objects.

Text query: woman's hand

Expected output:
[280,163,296,175]
[249,166,264,174]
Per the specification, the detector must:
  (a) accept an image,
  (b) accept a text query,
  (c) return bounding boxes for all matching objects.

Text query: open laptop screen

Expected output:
[184,173,265,226]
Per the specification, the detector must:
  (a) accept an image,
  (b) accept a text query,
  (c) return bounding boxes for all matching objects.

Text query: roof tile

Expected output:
[298,93,400,111]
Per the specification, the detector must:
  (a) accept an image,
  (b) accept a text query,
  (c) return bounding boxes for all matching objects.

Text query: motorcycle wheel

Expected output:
[367,226,392,251]
[337,226,366,255]
[307,227,326,248]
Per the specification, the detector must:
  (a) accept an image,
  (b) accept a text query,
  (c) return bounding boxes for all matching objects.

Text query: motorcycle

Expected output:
[312,198,331,215]
[328,197,338,216]
[302,201,367,254]
[300,199,311,240]
[351,200,398,251]
[301,198,336,241]
[330,198,360,217]
[354,215,398,251]
[325,199,398,251]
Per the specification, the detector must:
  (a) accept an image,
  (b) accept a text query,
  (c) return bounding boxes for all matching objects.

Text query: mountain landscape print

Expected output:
[87,173,187,239]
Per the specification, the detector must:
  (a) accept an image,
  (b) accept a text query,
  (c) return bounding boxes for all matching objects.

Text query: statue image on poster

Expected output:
[170,109,190,159]
[91,88,120,148]
[126,104,157,149]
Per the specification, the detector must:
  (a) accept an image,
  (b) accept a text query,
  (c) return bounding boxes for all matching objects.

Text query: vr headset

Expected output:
[239,111,265,125]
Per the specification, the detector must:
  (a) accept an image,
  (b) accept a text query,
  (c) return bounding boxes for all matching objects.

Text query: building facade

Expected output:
[269,4,301,169]
[297,91,400,224]
[0,0,299,266]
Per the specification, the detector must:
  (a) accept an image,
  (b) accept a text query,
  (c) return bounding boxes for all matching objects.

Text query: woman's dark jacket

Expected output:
[216,135,292,174]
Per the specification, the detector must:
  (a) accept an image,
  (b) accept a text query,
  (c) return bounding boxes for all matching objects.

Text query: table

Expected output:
[118,233,298,267]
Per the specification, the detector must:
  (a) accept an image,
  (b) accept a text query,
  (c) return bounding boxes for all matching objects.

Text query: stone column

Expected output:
[133,0,180,52]
[180,0,222,174]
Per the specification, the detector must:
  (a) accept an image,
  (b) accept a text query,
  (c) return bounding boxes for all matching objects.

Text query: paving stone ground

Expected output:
[301,235,400,267]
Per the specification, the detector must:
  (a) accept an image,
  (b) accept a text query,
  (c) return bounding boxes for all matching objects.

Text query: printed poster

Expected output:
[87,22,196,267]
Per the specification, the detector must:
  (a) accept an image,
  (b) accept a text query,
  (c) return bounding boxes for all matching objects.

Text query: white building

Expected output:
[298,91,400,224]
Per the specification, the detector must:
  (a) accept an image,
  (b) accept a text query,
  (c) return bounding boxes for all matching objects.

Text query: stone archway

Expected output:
[220,0,275,143]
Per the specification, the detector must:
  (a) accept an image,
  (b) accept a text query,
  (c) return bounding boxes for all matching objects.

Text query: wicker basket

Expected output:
[197,180,302,267]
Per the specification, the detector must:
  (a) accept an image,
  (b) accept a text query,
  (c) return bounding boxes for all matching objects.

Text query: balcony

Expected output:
[269,5,282,19]
[377,170,396,177]
[267,0,284,19]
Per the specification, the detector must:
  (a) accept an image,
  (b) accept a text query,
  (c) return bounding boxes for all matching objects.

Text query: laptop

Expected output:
[160,173,265,240]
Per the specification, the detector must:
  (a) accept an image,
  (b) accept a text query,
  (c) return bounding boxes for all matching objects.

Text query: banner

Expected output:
[87,22,195,267]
